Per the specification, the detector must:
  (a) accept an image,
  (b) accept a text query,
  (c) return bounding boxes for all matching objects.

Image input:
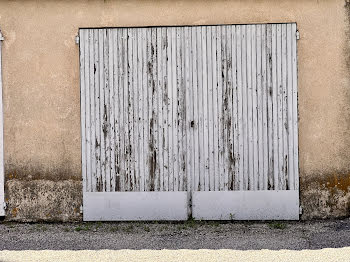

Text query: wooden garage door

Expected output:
[79,23,299,221]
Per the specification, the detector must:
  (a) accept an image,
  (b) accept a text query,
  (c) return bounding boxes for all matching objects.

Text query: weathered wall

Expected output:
[0,0,349,221]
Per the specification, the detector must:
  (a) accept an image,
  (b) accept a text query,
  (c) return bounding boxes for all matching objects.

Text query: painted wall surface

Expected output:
[0,0,349,221]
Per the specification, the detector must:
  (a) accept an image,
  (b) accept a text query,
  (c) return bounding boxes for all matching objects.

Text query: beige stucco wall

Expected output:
[0,0,349,221]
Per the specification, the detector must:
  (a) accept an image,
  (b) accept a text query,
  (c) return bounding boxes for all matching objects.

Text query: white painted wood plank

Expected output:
[89,30,97,193]
[267,24,274,190]
[216,26,224,191]
[182,28,188,192]
[211,26,219,192]
[141,28,147,192]
[84,192,188,221]
[231,25,239,191]
[151,28,159,191]
[207,26,215,191]
[202,26,209,192]
[192,190,299,220]
[292,23,299,190]
[276,24,283,190]
[162,27,169,192]
[130,28,139,191]
[132,29,139,192]
[171,27,179,191]
[0,32,3,216]
[178,27,185,192]
[124,28,131,192]
[192,27,199,192]
[197,27,205,191]
[271,24,279,190]
[221,25,229,191]
[85,30,92,192]
[136,28,144,192]
[167,27,174,192]
[113,29,121,192]
[80,30,87,193]
[236,25,244,191]
[98,29,106,192]
[286,24,293,191]
[157,27,164,192]
[184,26,192,210]
[108,29,116,192]
[247,25,254,190]
[261,25,268,190]
[226,25,234,190]
[251,25,259,191]
[121,28,128,192]
[256,24,263,190]
[282,24,288,190]
[241,25,248,191]
[103,29,111,192]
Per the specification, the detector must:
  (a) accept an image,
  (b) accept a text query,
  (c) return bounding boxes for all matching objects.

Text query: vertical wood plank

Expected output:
[157,27,164,191]
[192,27,199,191]
[108,29,116,192]
[80,30,87,193]
[221,25,228,191]
[211,26,219,192]
[236,25,244,191]
[93,30,101,193]
[114,29,121,192]
[141,28,148,191]
[271,24,279,191]
[292,23,299,190]
[197,27,204,191]
[178,27,185,191]
[281,24,288,190]
[276,24,284,190]
[85,30,92,192]
[136,28,144,192]
[120,28,128,192]
[251,25,259,191]
[242,25,248,191]
[103,29,111,192]
[202,26,209,192]
[89,30,96,193]
[231,25,239,191]
[226,25,234,191]
[261,25,269,191]
[151,28,159,192]
[184,27,192,202]
[168,27,174,192]
[216,26,224,191]
[207,26,215,191]
[162,27,169,192]
[256,24,263,190]
[247,25,254,190]
[267,24,274,190]
[286,24,294,191]
[172,27,179,191]
[132,29,139,192]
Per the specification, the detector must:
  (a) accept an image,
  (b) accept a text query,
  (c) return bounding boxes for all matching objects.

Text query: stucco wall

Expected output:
[0,0,349,221]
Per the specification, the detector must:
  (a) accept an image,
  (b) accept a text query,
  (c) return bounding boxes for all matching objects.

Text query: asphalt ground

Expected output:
[0,219,349,250]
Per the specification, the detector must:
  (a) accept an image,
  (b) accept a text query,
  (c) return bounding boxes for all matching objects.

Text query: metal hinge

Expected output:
[3,202,7,210]
[80,205,83,214]
[299,206,303,215]
[296,30,300,40]
[75,35,80,45]
[0,31,4,41]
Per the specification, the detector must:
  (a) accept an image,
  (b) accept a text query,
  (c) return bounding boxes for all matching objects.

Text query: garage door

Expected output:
[79,23,299,221]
